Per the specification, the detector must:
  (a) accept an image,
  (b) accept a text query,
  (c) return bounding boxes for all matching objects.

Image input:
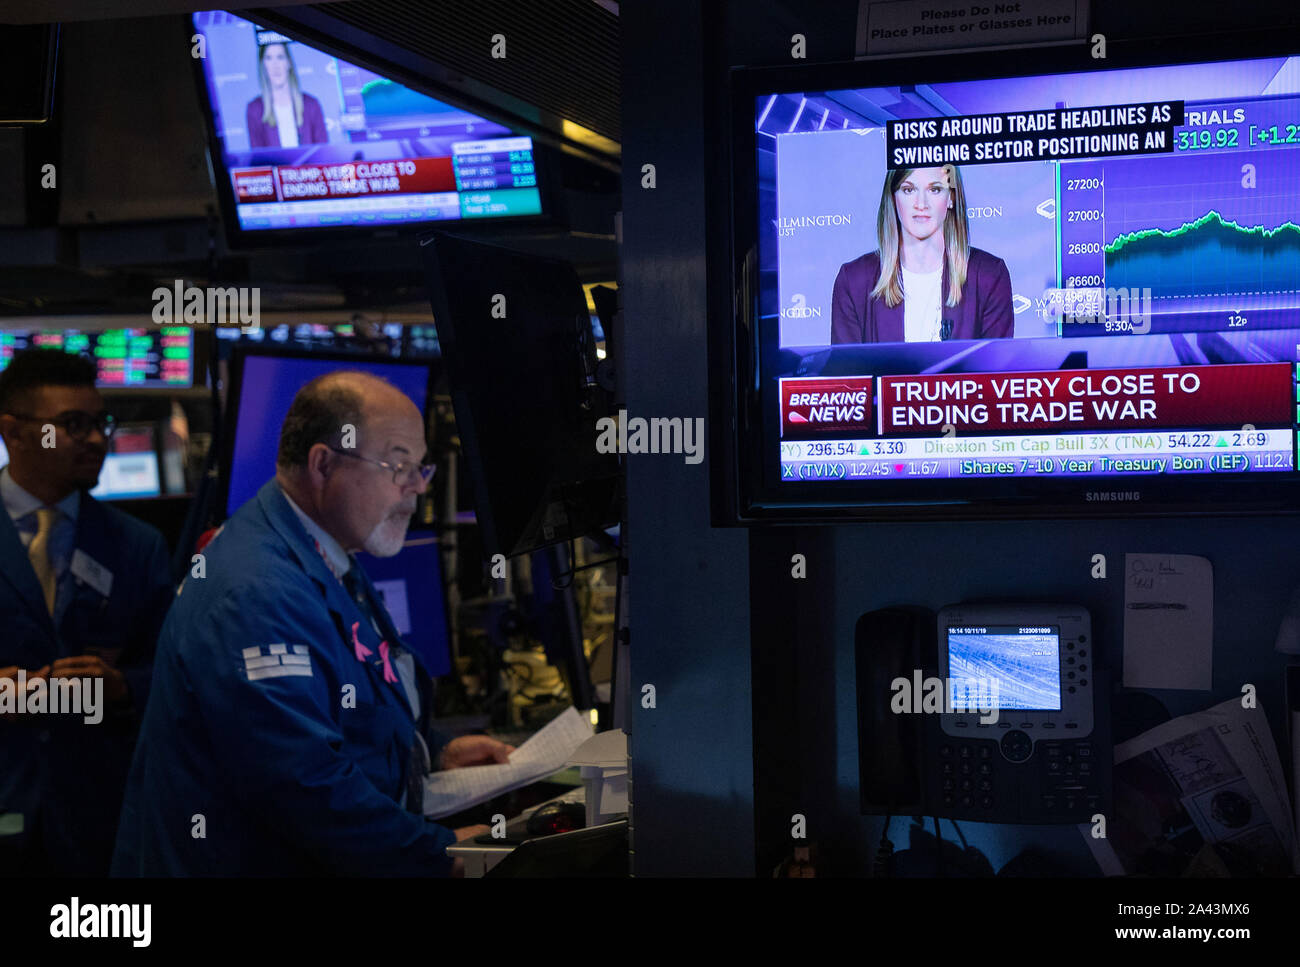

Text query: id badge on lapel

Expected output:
[63,549,116,657]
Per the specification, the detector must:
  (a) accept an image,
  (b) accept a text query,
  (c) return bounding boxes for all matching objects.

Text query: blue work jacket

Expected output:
[112,479,456,876]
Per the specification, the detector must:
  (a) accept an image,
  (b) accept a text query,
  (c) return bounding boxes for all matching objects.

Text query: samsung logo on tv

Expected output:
[1085,491,1142,502]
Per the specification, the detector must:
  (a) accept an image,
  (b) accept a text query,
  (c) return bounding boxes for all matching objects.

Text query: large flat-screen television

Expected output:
[190,10,547,243]
[726,31,1300,521]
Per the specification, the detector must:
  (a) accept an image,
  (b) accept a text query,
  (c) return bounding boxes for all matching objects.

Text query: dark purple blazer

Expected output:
[246,93,327,149]
[830,246,1014,344]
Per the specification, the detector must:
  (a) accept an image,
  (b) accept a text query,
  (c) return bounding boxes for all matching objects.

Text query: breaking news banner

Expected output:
[885,102,1185,167]
[232,158,456,204]
[779,365,1291,439]
[877,363,1291,434]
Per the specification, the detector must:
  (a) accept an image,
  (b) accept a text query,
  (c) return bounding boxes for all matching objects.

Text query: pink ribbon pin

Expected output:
[377,641,399,684]
[351,622,372,662]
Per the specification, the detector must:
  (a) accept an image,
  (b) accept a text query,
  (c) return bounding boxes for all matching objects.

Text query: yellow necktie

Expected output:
[28,507,58,616]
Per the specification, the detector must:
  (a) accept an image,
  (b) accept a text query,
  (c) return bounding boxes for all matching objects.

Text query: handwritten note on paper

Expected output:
[1123,553,1214,690]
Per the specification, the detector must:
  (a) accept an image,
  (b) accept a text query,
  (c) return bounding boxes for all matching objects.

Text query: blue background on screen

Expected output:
[226,353,446,675]
[227,354,428,515]
[948,631,1061,710]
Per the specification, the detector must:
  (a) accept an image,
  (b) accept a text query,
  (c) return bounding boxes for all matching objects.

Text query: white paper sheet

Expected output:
[423,706,593,819]
[1081,697,1298,876]
[1123,553,1213,689]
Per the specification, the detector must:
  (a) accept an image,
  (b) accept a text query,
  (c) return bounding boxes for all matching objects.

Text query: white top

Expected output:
[273,99,299,148]
[901,263,944,343]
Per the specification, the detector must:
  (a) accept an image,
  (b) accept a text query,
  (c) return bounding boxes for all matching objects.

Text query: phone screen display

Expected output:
[946,625,1062,711]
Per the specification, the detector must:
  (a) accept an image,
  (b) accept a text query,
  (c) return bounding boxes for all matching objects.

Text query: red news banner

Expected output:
[231,157,455,204]
[881,364,1292,435]
[780,364,1292,439]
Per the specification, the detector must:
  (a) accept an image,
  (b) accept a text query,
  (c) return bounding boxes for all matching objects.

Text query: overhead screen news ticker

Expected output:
[757,52,1300,488]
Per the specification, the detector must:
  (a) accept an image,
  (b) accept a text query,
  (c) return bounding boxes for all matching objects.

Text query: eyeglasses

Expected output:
[327,446,436,488]
[7,411,117,441]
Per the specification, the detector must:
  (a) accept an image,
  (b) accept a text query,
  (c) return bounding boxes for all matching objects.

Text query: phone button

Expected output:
[1000,729,1033,763]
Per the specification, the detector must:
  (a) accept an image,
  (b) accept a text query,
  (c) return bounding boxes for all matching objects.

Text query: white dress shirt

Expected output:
[1,466,81,621]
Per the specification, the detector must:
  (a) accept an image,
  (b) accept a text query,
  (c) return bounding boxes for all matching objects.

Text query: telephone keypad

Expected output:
[933,737,1106,822]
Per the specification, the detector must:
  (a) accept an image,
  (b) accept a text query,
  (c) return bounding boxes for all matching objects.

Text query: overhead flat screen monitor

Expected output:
[420,232,620,558]
[729,34,1300,520]
[0,329,194,388]
[224,349,431,516]
[191,10,545,240]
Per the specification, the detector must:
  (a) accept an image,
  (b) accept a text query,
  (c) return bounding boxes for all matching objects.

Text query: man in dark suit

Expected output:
[0,349,174,876]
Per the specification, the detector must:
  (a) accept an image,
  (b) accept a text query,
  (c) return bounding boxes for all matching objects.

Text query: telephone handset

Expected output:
[855,603,1111,824]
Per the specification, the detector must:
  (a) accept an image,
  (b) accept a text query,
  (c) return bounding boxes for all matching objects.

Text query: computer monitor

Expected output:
[221,348,450,675]
[223,348,432,516]
[726,32,1300,521]
[191,10,547,244]
[0,425,161,500]
[357,534,451,677]
[89,423,163,500]
[420,231,621,558]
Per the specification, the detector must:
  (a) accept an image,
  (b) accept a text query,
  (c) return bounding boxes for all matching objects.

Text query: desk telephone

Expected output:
[855,603,1111,824]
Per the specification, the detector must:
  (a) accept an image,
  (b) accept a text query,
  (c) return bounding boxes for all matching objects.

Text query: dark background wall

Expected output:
[623,0,1300,875]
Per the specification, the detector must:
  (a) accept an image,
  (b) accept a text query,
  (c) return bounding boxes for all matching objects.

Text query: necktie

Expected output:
[28,507,59,616]
[343,564,426,813]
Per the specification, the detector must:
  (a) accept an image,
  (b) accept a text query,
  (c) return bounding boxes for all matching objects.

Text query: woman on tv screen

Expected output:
[245,40,327,149]
[830,164,1013,344]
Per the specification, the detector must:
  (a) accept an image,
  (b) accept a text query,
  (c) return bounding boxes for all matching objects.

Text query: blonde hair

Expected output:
[257,43,304,130]
[870,164,971,308]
